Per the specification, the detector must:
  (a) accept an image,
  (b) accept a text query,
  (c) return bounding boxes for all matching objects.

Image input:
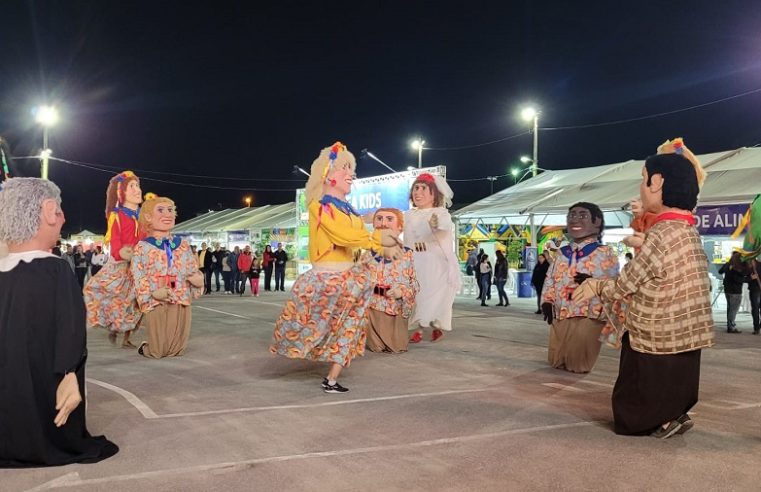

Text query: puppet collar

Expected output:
[0,250,57,272]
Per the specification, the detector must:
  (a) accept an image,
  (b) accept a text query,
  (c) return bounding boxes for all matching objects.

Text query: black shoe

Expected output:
[754,329,760,335]
[481,303,488,306]
[727,328,741,333]
[138,341,148,357]
[535,310,542,314]
[324,381,349,393]
[675,414,694,435]
[321,378,329,389]
[651,420,683,439]
[496,303,504,306]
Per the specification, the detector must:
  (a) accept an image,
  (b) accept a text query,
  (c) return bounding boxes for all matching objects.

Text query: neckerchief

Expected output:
[112,206,140,221]
[319,195,359,217]
[142,236,181,269]
[561,241,600,266]
[651,211,697,226]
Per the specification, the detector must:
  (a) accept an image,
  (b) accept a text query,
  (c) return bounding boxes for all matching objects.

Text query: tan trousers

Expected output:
[141,303,191,359]
[548,317,604,373]
[366,309,409,353]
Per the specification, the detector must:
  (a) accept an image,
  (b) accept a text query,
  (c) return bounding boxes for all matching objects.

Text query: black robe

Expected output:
[0,256,118,467]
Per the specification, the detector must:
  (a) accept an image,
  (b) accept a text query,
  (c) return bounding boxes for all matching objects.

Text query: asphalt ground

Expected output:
[5,288,761,492]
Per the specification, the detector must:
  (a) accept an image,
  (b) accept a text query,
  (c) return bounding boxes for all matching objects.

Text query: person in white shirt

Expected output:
[90,246,107,277]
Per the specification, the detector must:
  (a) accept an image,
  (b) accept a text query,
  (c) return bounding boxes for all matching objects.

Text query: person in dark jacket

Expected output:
[719,252,748,333]
[532,251,550,314]
[273,242,288,291]
[749,259,761,335]
[494,250,509,306]
[262,244,275,291]
[478,254,492,306]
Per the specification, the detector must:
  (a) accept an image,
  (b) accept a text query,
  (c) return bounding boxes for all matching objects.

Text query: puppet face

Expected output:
[639,166,663,214]
[148,201,176,234]
[124,179,143,207]
[373,210,402,233]
[326,161,355,197]
[566,206,601,241]
[412,183,435,209]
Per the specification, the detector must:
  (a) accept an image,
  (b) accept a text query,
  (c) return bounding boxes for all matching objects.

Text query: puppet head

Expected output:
[656,138,705,188]
[642,152,699,214]
[139,193,176,237]
[304,142,356,203]
[566,202,604,243]
[409,173,454,209]
[372,207,404,234]
[0,177,64,248]
[105,170,141,218]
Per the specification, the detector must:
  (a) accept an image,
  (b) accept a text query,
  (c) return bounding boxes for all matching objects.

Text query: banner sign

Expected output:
[694,203,749,236]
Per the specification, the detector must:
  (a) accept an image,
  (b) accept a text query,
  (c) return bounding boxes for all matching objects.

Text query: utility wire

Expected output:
[425,131,530,151]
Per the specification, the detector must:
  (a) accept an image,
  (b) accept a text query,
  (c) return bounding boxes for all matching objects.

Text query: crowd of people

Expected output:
[4,137,761,468]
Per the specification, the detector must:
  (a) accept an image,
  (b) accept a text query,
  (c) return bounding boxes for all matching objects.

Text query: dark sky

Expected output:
[2,0,761,234]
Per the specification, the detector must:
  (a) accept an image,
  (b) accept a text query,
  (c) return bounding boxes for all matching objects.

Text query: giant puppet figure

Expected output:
[574,142,715,438]
[0,178,118,467]
[365,208,419,353]
[132,194,204,358]
[270,142,402,394]
[84,171,144,348]
[540,202,619,373]
[405,173,461,343]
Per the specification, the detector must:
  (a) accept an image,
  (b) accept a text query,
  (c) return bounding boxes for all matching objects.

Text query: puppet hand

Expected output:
[623,231,645,248]
[119,246,133,262]
[386,287,403,299]
[383,245,403,261]
[541,302,554,325]
[187,272,204,288]
[573,273,592,285]
[380,229,402,248]
[428,213,439,229]
[54,373,82,427]
[572,278,601,302]
[630,198,643,216]
[152,287,170,301]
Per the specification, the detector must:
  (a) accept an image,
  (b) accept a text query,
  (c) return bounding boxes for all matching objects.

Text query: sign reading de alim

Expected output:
[694,203,749,236]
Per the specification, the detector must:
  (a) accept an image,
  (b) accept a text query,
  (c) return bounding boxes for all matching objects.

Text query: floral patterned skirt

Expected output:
[270,264,373,367]
[83,259,141,333]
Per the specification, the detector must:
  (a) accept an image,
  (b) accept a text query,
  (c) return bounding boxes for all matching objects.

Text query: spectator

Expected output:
[90,245,107,277]
[494,250,509,306]
[221,248,233,293]
[274,242,288,291]
[229,246,240,294]
[749,259,761,335]
[249,255,262,296]
[198,242,213,294]
[262,244,275,291]
[51,239,62,257]
[624,252,633,263]
[479,254,492,306]
[61,244,75,272]
[718,252,747,333]
[532,251,550,314]
[211,244,223,292]
[475,248,485,300]
[237,245,253,295]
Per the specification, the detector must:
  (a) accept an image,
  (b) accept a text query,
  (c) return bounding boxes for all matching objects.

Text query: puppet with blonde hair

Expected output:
[84,170,145,348]
[365,208,419,353]
[271,142,402,393]
[131,194,203,358]
[405,173,461,343]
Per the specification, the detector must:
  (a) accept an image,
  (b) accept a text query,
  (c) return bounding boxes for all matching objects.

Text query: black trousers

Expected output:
[201,268,212,294]
[274,266,285,291]
[750,287,761,330]
[264,264,274,291]
[75,268,87,288]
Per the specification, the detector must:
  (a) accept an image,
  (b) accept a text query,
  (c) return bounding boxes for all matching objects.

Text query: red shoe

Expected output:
[431,329,444,342]
[409,331,423,343]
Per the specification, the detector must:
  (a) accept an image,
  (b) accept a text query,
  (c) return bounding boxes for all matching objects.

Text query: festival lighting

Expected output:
[519,105,539,177]
[410,138,426,168]
[34,105,59,180]
[244,196,252,207]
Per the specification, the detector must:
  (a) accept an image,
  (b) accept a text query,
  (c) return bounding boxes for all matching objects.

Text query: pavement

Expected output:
[6,290,761,492]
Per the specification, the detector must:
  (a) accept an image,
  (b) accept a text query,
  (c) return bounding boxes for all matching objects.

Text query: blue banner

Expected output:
[347,176,415,216]
[694,204,749,236]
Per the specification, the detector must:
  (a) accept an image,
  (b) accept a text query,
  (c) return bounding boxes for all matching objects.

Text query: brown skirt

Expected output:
[366,309,409,353]
[548,317,604,373]
[613,333,701,435]
[140,303,191,359]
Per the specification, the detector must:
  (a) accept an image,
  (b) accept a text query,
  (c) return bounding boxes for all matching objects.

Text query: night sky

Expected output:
[2,1,761,234]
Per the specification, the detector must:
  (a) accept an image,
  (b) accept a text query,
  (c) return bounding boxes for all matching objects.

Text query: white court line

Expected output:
[86,378,158,419]
[28,421,597,490]
[542,383,586,392]
[194,305,252,319]
[155,388,490,418]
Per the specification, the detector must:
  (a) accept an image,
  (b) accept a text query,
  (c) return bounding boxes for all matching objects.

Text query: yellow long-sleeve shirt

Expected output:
[308,198,382,264]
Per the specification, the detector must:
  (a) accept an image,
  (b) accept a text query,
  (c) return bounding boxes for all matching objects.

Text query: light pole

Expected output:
[486,176,497,194]
[520,107,539,177]
[35,106,59,180]
[511,168,519,185]
[410,138,425,168]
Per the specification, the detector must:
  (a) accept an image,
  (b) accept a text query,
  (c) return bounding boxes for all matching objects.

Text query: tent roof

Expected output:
[174,203,296,234]
[453,147,761,226]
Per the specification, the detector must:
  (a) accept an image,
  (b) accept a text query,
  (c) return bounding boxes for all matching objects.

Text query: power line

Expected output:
[425,131,530,151]
[541,86,761,131]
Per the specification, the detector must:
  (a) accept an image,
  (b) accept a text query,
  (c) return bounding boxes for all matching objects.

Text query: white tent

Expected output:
[453,147,761,228]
